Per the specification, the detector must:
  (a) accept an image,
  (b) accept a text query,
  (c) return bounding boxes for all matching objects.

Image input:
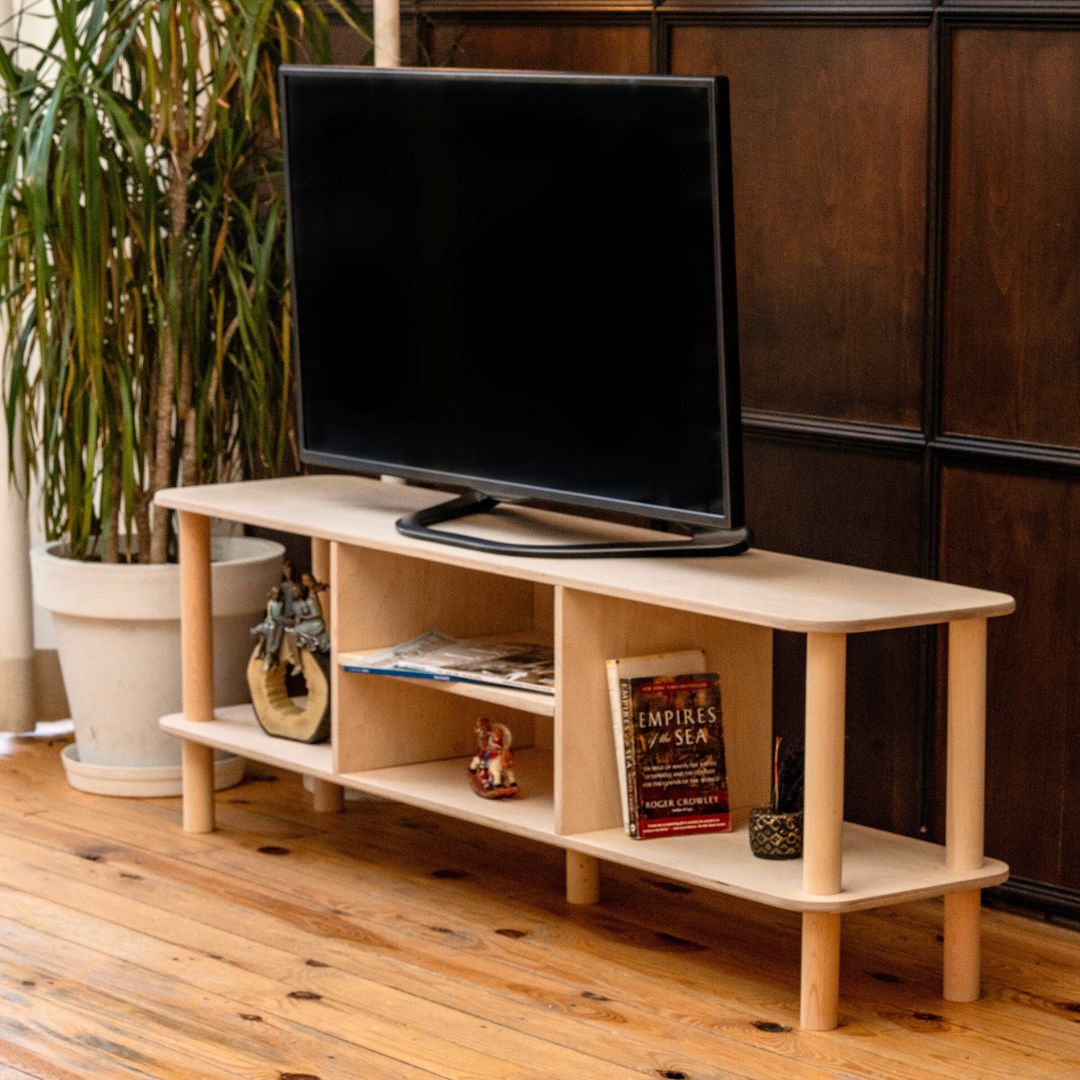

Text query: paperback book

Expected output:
[606,650,705,835]
[607,654,730,839]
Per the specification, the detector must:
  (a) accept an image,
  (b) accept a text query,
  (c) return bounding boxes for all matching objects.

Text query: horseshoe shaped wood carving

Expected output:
[247,641,331,744]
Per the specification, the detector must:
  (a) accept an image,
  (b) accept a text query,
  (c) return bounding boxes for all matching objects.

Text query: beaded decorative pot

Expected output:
[748,808,803,860]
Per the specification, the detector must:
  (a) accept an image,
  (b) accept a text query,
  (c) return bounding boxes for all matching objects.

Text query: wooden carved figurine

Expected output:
[468,718,519,799]
[247,565,332,743]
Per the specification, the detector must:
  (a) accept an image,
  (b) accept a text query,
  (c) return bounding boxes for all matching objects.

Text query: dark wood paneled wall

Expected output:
[671,25,929,428]
[329,4,1080,909]
[943,28,1080,449]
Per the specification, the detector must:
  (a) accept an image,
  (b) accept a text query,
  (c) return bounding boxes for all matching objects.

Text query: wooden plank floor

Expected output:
[2,726,1079,1079]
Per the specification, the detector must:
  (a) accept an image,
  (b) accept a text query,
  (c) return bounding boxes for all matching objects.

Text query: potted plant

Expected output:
[0,0,369,793]
[749,737,804,860]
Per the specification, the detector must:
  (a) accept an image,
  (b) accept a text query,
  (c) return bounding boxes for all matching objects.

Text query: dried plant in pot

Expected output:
[749,737,804,860]
[0,0,369,793]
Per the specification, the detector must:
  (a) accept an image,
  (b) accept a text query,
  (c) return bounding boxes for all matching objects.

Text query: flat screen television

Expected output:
[280,66,750,557]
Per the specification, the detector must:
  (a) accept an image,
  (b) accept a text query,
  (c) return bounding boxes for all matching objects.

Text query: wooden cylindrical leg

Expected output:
[182,741,216,834]
[944,619,987,1001]
[801,911,841,1031]
[946,618,987,871]
[943,889,981,1001]
[179,512,214,723]
[312,778,345,814]
[565,851,600,905]
[373,0,400,68]
[803,632,847,896]
[179,512,215,833]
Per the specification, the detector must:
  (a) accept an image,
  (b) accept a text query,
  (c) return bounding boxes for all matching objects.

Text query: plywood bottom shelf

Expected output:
[339,751,555,842]
[563,824,1008,913]
[161,705,336,779]
[160,706,555,843]
[160,705,1008,914]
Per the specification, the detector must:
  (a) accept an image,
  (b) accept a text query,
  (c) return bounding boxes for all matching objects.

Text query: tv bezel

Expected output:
[280,65,746,537]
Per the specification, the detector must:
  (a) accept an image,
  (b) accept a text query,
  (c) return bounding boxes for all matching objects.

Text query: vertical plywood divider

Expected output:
[332,546,539,773]
[556,588,623,836]
[556,587,772,837]
[329,541,348,773]
[533,583,556,752]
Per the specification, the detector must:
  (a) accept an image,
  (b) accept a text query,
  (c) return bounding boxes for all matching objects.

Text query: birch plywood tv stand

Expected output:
[157,475,1013,1031]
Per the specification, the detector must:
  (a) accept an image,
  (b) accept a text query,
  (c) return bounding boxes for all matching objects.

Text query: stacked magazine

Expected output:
[343,629,555,695]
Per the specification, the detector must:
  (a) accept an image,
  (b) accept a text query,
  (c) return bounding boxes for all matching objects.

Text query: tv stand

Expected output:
[395,489,753,558]
[155,474,1013,1031]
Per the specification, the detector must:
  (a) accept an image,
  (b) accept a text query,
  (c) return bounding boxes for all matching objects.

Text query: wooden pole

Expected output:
[565,851,600,905]
[312,777,345,814]
[943,617,987,1001]
[373,0,400,68]
[803,632,846,896]
[800,632,846,1030]
[179,511,215,833]
[943,890,981,1002]
[946,618,987,871]
[800,911,841,1030]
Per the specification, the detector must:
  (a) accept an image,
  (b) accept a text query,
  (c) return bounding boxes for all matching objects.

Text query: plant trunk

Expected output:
[149,20,193,565]
[103,454,121,564]
[134,491,151,565]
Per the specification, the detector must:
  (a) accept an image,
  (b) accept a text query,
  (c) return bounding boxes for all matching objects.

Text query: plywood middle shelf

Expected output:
[337,650,556,717]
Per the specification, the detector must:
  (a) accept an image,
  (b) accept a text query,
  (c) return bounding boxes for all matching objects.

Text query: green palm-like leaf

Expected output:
[1,0,371,561]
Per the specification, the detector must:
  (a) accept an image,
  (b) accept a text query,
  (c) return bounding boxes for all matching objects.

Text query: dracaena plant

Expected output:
[0,0,370,562]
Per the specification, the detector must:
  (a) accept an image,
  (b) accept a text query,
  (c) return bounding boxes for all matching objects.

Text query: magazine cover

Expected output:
[343,629,555,694]
[623,672,730,839]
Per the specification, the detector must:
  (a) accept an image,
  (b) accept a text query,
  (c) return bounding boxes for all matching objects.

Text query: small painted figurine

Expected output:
[287,587,330,655]
[251,585,288,670]
[468,717,519,799]
[300,571,328,612]
[282,576,330,678]
[279,559,301,616]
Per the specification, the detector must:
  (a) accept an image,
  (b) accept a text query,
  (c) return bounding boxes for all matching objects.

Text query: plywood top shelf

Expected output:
[158,475,1014,633]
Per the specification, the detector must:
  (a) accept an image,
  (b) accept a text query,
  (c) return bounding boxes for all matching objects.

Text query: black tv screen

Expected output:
[281,67,746,551]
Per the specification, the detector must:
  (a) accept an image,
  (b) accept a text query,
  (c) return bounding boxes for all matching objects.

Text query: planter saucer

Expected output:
[61,743,245,797]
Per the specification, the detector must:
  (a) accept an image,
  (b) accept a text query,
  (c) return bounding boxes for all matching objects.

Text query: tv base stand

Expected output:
[157,474,1012,1031]
[396,489,753,557]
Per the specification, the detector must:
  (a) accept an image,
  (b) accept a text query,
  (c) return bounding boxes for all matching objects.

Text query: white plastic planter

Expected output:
[31,535,283,795]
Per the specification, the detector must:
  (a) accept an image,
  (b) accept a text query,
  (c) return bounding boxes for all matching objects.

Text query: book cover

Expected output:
[605,650,705,836]
[625,672,730,839]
